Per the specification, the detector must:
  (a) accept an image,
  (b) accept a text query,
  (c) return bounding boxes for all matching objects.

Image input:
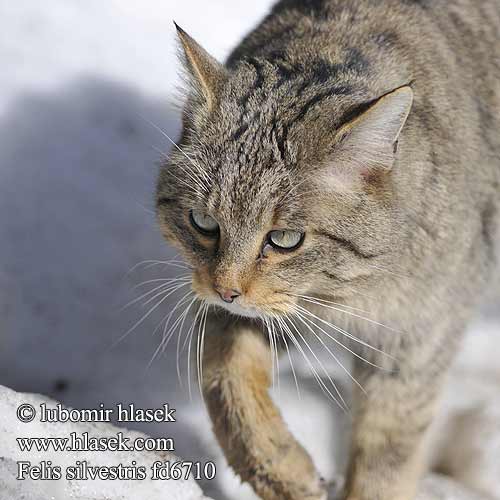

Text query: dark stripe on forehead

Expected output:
[293,85,352,123]
[344,48,370,73]
[274,49,370,94]
[246,57,266,90]
[269,117,289,162]
[232,122,250,141]
[235,58,267,110]
[230,106,263,141]
[276,62,303,87]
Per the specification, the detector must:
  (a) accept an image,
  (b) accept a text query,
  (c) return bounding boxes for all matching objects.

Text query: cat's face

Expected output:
[156,117,316,318]
[156,27,413,319]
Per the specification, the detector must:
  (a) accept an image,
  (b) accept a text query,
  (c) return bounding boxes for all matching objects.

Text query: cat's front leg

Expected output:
[344,360,443,500]
[202,314,326,500]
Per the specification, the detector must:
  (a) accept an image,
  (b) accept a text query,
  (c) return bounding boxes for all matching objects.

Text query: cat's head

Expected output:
[156,26,413,318]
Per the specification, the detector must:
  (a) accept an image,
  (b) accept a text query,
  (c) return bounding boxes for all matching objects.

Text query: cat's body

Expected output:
[158,1,500,499]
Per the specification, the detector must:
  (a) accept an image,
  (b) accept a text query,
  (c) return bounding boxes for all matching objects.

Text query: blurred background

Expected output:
[0,2,498,499]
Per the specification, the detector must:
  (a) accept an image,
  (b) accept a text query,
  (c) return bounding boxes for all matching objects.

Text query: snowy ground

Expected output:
[0,2,499,499]
[2,378,497,500]
[0,385,212,500]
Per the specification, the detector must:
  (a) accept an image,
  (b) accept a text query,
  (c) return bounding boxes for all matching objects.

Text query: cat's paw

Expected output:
[288,474,328,500]
[254,472,327,500]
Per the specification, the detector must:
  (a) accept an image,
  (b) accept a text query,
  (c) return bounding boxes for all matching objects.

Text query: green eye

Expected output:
[268,229,304,251]
[190,209,219,236]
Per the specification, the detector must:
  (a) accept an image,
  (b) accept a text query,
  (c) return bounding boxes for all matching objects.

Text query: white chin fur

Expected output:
[209,298,262,319]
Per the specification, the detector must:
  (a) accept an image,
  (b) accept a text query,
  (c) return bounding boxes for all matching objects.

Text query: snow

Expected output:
[0,1,499,500]
[0,385,212,500]
[0,0,272,117]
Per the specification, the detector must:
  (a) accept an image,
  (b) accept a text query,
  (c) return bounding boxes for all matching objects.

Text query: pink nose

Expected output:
[214,286,241,303]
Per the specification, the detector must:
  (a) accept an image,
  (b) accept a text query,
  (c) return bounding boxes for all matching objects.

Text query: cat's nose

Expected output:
[214,286,241,303]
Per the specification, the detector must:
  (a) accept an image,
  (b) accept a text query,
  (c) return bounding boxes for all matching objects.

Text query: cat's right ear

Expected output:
[174,22,227,112]
[318,86,413,192]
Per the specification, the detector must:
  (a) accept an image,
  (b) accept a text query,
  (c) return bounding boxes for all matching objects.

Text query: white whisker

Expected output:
[155,292,194,341]
[291,294,403,335]
[113,285,189,348]
[121,281,188,311]
[187,302,206,401]
[283,315,348,411]
[140,281,190,308]
[275,315,301,399]
[154,145,209,195]
[147,293,195,370]
[294,304,396,363]
[141,261,192,272]
[263,316,276,390]
[128,259,192,275]
[133,276,191,289]
[175,296,199,385]
[143,115,210,183]
[292,310,366,395]
[288,293,374,315]
[196,302,209,397]
[270,317,281,397]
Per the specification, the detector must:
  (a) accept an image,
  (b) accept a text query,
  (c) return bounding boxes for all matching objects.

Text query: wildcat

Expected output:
[156,0,500,499]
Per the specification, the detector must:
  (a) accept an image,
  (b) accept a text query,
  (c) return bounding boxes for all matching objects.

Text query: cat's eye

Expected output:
[189,209,219,236]
[267,229,304,251]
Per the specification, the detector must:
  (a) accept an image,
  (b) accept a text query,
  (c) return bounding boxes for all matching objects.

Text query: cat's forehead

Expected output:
[181,138,299,236]
[204,150,293,230]
[183,64,313,229]
[195,110,297,224]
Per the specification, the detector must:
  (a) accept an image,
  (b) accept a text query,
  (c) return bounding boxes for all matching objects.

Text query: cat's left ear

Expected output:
[324,86,413,189]
[174,22,227,111]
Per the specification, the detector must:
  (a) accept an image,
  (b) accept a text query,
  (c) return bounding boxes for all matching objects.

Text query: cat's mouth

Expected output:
[211,298,262,318]
[198,290,293,319]
[190,269,296,319]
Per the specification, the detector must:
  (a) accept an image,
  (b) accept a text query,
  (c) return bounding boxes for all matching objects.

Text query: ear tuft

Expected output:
[174,23,227,111]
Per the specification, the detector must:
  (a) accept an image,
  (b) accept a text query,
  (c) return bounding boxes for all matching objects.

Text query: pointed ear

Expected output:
[323,86,413,190]
[174,22,227,111]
